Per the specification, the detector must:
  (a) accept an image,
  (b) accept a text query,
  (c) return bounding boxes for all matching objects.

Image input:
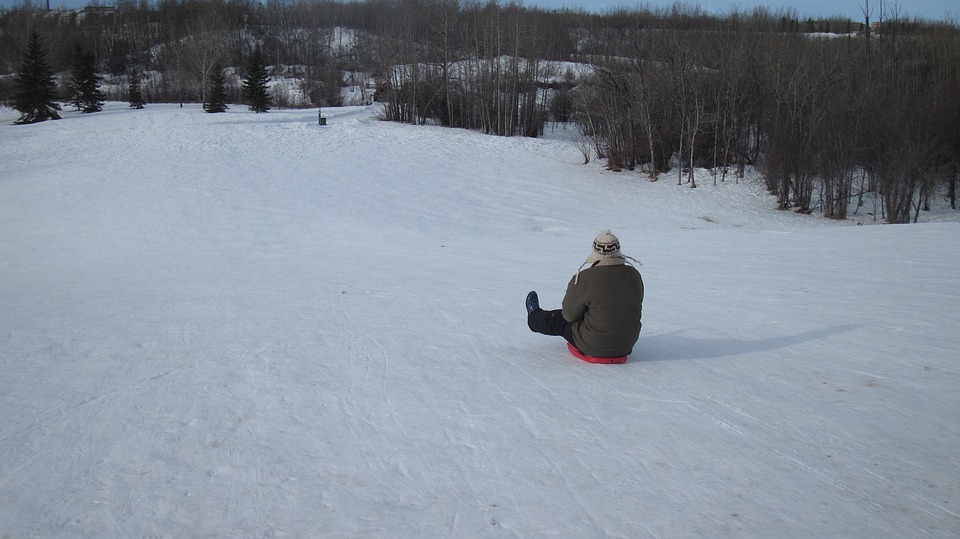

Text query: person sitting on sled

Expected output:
[526,229,644,358]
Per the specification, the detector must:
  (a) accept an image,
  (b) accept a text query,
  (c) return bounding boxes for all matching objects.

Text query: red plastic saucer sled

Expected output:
[567,342,627,364]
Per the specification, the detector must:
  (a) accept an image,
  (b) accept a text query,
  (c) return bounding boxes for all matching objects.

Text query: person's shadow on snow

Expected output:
[636,325,860,362]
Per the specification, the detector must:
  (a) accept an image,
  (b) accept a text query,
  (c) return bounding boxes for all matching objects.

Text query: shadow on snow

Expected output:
[636,324,861,362]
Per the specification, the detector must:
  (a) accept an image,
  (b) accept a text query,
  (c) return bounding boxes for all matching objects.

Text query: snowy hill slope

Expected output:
[1,104,958,538]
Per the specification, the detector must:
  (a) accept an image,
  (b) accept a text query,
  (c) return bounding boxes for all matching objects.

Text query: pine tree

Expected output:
[241,45,271,113]
[203,64,229,113]
[128,68,146,109]
[68,50,105,113]
[66,51,83,111]
[11,28,61,125]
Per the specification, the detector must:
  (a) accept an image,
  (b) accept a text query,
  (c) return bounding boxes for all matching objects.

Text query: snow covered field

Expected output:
[1,103,958,538]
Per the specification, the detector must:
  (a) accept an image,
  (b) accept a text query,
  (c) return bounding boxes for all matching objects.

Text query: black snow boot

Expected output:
[525,291,540,315]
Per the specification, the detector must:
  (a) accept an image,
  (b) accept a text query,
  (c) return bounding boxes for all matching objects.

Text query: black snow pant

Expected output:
[527,308,577,347]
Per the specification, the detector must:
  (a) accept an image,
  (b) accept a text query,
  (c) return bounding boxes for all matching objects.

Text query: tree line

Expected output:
[577,9,960,223]
[1,0,957,222]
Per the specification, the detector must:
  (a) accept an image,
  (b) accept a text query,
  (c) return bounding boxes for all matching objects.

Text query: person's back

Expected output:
[563,262,644,357]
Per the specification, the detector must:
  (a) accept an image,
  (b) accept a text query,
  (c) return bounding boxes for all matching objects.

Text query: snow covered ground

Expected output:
[1,103,958,538]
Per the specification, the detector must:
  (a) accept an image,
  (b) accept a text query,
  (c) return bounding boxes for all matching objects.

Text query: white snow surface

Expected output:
[1,103,958,538]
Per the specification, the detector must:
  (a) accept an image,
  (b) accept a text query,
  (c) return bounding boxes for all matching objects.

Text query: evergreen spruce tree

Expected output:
[68,50,105,113]
[66,51,83,111]
[128,68,146,109]
[241,45,271,113]
[203,64,229,113]
[11,28,61,125]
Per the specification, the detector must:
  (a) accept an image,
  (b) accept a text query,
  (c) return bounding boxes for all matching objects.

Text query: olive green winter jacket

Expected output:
[562,259,644,357]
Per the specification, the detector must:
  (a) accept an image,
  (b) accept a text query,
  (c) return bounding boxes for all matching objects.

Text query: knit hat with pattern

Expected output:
[575,229,641,284]
[584,229,622,265]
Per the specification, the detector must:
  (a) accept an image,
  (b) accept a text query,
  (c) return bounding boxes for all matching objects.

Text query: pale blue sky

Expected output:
[1,0,956,22]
